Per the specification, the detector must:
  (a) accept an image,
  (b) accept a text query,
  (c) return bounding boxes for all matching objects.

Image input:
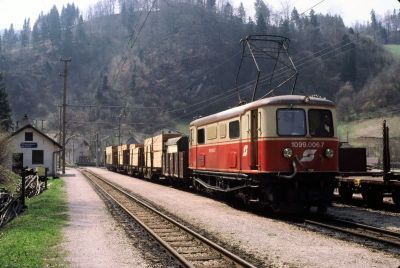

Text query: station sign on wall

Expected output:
[20,142,38,148]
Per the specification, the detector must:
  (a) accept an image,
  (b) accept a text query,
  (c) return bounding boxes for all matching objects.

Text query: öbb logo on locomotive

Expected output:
[300,149,318,163]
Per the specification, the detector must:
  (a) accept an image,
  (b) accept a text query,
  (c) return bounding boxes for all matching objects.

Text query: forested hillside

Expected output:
[0,0,398,138]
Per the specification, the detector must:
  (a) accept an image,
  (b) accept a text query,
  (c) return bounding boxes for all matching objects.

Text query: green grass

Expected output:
[0,178,68,267]
[338,115,400,141]
[385,44,400,58]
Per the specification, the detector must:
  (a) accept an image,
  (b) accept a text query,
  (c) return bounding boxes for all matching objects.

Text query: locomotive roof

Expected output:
[190,95,334,127]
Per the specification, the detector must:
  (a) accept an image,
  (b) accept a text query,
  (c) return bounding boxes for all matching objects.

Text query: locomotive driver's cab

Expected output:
[276,108,334,138]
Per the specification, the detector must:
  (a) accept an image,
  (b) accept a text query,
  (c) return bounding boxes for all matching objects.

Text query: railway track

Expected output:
[303,217,400,248]
[80,169,256,268]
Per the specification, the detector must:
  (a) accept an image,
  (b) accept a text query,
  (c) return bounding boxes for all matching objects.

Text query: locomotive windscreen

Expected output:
[308,109,334,137]
[277,109,306,136]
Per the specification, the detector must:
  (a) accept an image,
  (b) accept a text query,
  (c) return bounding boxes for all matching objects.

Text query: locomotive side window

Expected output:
[229,120,240,139]
[220,124,226,138]
[277,109,306,136]
[197,128,205,144]
[207,126,217,140]
[308,109,334,137]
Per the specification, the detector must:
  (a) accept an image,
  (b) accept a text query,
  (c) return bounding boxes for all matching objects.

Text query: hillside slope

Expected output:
[0,1,396,139]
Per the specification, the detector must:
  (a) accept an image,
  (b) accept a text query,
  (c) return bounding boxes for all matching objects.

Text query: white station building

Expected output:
[9,124,62,176]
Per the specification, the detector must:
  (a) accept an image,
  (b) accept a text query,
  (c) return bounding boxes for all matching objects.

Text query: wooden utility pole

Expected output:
[118,116,121,146]
[95,133,99,167]
[60,58,71,174]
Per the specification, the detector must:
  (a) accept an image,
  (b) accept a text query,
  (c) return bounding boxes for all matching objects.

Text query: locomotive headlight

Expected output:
[325,148,334,158]
[283,148,293,158]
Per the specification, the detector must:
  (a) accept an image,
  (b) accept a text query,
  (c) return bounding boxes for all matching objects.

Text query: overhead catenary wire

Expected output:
[161,38,354,115]
[165,39,355,123]
[299,0,328,16]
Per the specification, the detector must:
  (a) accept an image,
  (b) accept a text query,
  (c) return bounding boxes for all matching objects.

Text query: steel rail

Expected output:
[81,169,256,268]
[304,217,400,248]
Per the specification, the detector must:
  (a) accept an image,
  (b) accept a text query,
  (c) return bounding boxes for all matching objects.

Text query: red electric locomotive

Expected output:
[189,95,338,212]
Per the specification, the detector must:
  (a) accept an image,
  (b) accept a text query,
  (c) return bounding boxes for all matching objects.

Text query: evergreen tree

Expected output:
[76,15,87,44]
[0,73,12,131]
[4,24,17,49]
[279,19,290,37]
[223,2,233,20]
[237,2,246,23]
[247,16,255,34]
[256,13,267,34]
[48,6,62,46]
[370,9,378,40]
[32,20,40,46]
[40,13,50,41]
[307,10,322,49]
[290,7,300,31]
[340,34,356,82]
[61,4,79,54]
[254,0,270,27]
[310,9,318,27]
[21,18,31,48]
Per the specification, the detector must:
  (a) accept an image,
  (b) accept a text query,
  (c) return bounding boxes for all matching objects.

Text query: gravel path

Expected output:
[87,167,400,268]
[62,168,149,268]
[328,202,400,232]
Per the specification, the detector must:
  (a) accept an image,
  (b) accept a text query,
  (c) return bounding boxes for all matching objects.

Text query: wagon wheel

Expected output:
[361,188,383,207]
[338,185,353,202]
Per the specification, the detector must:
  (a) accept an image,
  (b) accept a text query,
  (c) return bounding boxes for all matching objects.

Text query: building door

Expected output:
[250,109,258,170]
[12,153,23,174]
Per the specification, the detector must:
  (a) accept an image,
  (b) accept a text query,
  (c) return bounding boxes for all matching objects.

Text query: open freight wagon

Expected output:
[336,121,400,207]
[144,132,182,179]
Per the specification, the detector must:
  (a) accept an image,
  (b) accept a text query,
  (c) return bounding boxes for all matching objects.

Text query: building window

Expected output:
[32,150,44,165]
[229,120,240,139]
[197,128,205,144]
[25,132,33,141]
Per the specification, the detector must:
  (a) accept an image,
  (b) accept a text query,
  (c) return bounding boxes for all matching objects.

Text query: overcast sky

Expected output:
[0,0,399,30]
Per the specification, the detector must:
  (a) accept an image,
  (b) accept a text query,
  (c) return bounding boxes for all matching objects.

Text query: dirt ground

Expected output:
[86,167,400,268]
[61,168,150,268]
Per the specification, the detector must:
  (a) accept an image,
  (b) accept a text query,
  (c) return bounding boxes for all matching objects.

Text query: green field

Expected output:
[385,44,400,58]
[338,115,400,141]
[0,179,68,267]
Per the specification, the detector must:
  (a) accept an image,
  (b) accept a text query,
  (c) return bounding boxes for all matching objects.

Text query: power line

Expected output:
[162,39,354,115]
[166,40,354,123]
[299,0,328,16]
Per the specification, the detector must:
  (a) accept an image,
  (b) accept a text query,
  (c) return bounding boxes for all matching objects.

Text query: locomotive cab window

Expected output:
[229,120,240,139]
[308,109,334,137]
[277,108,306,136]
[197,128,205,144]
